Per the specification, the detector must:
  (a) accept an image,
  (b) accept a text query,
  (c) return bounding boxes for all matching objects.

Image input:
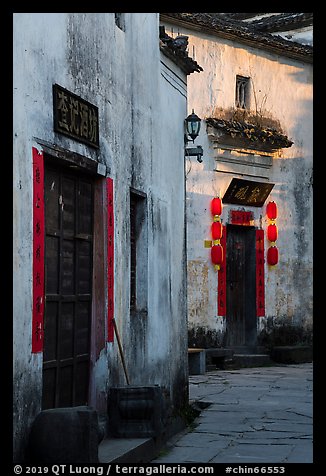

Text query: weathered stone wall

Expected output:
[13,13,188,461]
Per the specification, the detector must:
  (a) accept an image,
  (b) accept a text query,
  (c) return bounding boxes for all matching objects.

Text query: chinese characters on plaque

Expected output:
[32,148,45,353]
[53,84,99,148]
[223,178,274,208]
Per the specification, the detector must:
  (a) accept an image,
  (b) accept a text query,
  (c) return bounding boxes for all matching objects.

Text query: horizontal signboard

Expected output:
[223,178,274,207]
[53,84,99,148]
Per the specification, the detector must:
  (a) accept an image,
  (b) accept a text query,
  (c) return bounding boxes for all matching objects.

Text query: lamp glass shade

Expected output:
[267,223,278,242]
[211,221,223,240]
[185,110,201,141]
[267,246,278,265]
[266,201,277,220]
[211,197,222,216]
[211,244,223,265]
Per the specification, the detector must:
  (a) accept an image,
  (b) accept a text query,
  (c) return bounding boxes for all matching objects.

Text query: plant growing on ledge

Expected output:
[206,107,293,152]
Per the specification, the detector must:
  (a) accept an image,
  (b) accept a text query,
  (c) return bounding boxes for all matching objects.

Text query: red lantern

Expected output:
[211,244,223,266]
[267,246,278,266]
[266,201,277,220]
[211,197,222,216]
[267,223,278,242]
[211,221,223,240]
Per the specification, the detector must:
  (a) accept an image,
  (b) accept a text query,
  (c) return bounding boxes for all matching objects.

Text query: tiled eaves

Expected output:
[160,13,313,64]
[219,12,313,32]
[220,13,263,21]
[249,12,313,33]
[206,117,294,151]
[159,27,203,75]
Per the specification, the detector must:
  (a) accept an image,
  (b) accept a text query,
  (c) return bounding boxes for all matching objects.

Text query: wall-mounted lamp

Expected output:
[184,109,203,163]
[185,109,201,142]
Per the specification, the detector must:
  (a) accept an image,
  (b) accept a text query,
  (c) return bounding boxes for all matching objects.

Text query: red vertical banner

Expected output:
[107,178,114,342]
[256,229,265,317]
[217,225,227,316]
[32,147,45,353]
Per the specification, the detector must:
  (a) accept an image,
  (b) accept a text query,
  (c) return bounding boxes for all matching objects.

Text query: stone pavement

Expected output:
[152,363,313,464]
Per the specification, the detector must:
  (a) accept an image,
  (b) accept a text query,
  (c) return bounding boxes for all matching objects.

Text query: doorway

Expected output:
[42,161,94,409]
[225,224,257,348]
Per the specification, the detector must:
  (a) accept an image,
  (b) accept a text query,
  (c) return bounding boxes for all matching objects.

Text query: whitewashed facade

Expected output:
[161,13,313,350]
[13,13,196,462]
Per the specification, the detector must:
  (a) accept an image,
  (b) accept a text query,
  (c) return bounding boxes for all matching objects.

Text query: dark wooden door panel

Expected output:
[226,228,245,346]
[62,176,76,237]
[42,164,93,409]
[78,181,93,235]
[44,168,60,232]
[226,225,256,348]
[42,367,56,410]
[45,236,60,294]
[43,301,58,362]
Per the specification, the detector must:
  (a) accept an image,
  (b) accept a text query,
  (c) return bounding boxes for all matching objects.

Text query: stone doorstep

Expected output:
[98,415,188,464]
[205,347,274,370]
[231,353,272,368]
[98,437,157,464]
[98,401,203,464]
[205,348,235,370]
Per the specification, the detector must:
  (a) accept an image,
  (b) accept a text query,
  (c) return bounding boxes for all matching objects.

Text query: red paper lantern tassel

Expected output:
[267,223,278,242]
[267,246,278,266]
[266,201,277,220]
[211,244,223,270]
[211,197,222,216]
[211,221,223,241]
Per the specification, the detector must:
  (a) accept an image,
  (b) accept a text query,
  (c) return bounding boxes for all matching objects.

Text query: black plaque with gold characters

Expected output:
[222,178,274,207]
[53,84,99,148]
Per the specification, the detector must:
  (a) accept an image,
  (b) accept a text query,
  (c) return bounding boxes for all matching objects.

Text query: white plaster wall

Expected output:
[13,13,188,461]
[164,23,313,341]
[13,13,71,461]
[153,54,189,405]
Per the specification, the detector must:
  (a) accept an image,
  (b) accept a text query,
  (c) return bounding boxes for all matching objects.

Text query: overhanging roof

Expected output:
[160,13,313,64]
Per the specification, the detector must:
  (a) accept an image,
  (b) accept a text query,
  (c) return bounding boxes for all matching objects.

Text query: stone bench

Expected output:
[188,348,206,375]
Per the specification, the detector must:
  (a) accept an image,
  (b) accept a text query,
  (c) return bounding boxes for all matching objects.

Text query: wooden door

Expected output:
[225,225,256,348]
[42,163,93,409]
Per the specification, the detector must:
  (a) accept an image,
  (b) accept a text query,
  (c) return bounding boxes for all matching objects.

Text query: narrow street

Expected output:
[152,363,313,463]
[13,13,313,464]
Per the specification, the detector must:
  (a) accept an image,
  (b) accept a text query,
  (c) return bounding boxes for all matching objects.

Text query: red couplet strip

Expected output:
[32,147,45,353]
[230,210,253,225]
[256,229,265,317]
[107,178,114,342]
[217,225,227,316]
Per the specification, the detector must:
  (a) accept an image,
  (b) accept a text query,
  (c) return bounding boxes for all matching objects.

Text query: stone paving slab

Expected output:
[156,444,225,463]
[209,443,295,463]
[152,363,313,464]
[285,443,314,463]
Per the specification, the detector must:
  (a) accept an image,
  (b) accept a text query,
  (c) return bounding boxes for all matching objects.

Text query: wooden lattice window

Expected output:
[235,75,250,109]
